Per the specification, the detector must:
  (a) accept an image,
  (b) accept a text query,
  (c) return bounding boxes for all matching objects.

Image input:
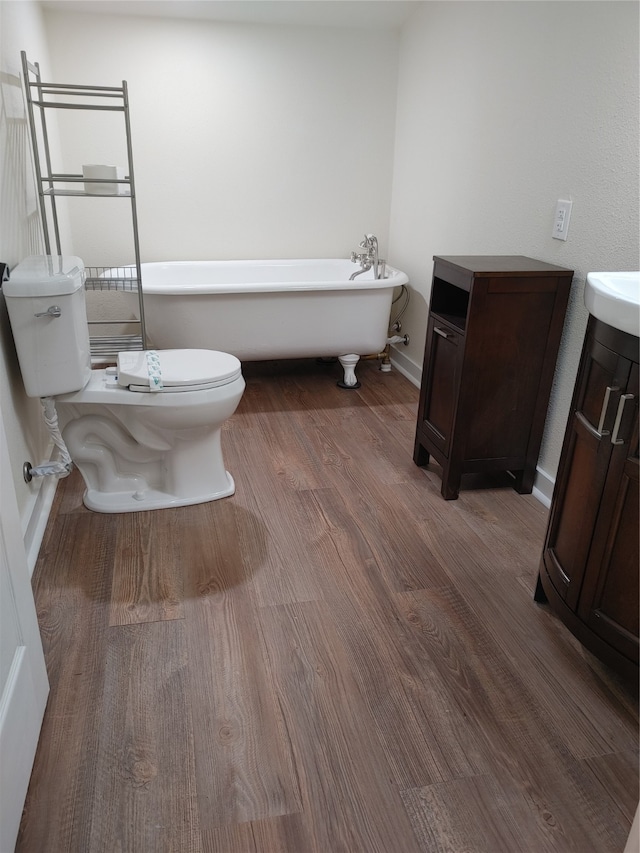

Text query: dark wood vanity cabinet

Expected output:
[414,256,574,500]
[536,318,639,680]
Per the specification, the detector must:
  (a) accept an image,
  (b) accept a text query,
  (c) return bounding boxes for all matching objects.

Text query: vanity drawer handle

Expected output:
[611,394,635,446]
[596,385,619,435]
[576,412,604,441]
[433,326,454,340]
[576,382,616,440]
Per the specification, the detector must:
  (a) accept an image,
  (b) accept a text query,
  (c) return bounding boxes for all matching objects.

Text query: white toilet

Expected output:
[4,255,245,513]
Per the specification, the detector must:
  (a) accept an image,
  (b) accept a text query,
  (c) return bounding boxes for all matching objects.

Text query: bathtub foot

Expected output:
[337,354,361,389]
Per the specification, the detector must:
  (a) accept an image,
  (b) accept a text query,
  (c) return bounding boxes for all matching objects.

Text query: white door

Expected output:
[0,411,49,852]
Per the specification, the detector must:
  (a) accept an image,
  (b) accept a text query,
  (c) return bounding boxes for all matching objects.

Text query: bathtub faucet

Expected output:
[350,234,385,280]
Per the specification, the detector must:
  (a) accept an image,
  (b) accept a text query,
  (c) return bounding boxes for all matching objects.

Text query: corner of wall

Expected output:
[389,345,421,388]
[532,468,554,509]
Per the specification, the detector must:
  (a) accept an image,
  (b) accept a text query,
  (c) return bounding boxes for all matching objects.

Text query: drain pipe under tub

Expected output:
[381,333,410,372]
[360,333,410,372]
[377,283,411,372]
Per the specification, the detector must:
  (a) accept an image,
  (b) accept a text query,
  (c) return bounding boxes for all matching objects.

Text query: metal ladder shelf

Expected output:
[21,51,147,360]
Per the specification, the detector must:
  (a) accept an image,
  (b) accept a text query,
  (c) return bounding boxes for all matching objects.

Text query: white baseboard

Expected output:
[389,345,421,388]
[21,445,60,577]
[389,348,555,509]
[532,467,555,509]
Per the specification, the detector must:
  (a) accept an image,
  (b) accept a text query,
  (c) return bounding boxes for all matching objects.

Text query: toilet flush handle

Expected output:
[34,305,62,318]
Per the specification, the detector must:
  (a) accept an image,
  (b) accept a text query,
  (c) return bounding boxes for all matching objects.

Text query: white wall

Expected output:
[42,9,400,264]
[1,0,638,530]
[0,0,58,523]
[389,1,639,486]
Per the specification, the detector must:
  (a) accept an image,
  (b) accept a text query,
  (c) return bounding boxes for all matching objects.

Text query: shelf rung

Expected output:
[28,81,124,94]
[88,320,141,326]
[46,174,129,182]
[30,100,125,111]
[90,334,144,362]
[42,188,132,197]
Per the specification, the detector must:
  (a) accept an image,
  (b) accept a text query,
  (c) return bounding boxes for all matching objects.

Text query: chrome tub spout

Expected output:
[349,263,371,281]
[350,234,386,280]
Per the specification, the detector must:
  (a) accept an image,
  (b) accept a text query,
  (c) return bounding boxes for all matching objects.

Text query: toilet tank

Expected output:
[4,255,92,397]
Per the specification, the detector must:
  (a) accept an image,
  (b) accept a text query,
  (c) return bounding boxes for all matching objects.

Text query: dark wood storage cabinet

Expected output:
[414,256,574,500]
[536,317,639,681]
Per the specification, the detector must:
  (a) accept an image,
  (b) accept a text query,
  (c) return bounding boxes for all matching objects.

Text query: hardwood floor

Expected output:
[18,358,638,853]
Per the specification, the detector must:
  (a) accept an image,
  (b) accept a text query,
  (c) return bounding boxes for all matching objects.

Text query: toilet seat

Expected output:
[117,349,242,393]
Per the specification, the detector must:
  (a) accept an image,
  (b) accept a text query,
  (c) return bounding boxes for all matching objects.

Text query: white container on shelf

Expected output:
[82,164,126,195]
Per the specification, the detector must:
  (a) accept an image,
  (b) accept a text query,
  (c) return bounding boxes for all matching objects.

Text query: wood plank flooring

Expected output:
[17,357,638,853]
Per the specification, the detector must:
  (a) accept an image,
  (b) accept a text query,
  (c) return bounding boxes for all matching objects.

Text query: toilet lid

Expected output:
[117,349,241,392]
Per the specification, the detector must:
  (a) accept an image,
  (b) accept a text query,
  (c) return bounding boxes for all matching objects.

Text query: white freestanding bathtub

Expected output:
[134,259,409,387]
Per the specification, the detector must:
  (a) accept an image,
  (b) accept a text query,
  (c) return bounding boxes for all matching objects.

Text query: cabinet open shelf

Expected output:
[430,277,469,331]
[428,311,466,333]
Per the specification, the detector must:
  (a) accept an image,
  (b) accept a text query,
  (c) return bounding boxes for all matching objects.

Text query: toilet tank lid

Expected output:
[4,255,85,297]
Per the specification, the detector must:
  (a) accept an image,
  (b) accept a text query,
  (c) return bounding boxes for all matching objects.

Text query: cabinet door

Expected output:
[577,364,639,663]
[543,335,633,609]
[419,317,463,456]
